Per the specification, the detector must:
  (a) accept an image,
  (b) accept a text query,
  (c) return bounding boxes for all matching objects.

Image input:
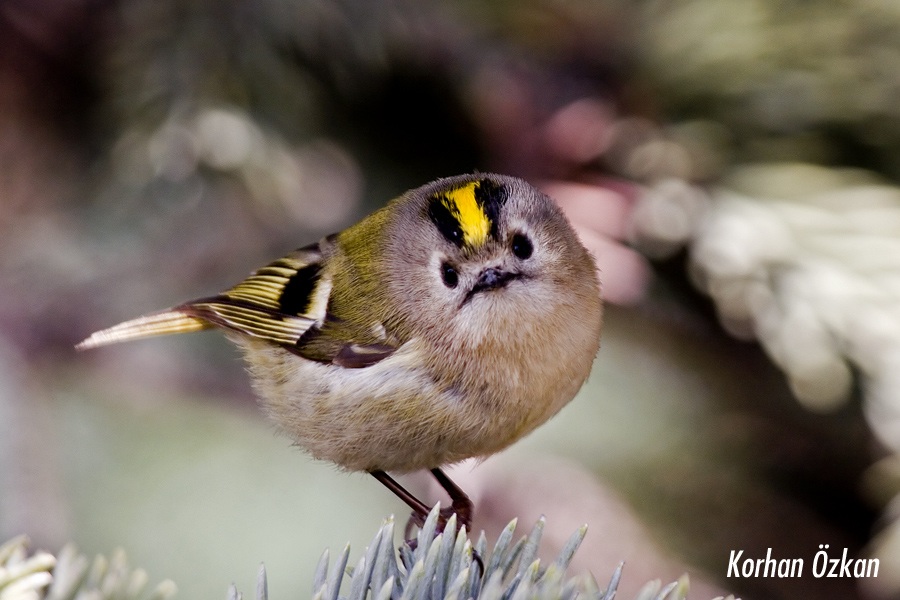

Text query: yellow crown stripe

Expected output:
[445,181,490,247]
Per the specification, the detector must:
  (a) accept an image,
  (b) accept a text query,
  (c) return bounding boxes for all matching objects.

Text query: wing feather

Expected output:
[77,239,399,368]
[77,243,327,350]
[182,300,315,345]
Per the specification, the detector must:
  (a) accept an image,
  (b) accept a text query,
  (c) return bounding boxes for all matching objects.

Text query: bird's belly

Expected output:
[238,340,561,473]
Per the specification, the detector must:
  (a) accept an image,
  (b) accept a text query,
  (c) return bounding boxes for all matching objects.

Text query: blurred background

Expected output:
[2,0,900,598]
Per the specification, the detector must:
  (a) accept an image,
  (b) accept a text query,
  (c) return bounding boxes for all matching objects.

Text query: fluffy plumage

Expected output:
[78,173,603,524]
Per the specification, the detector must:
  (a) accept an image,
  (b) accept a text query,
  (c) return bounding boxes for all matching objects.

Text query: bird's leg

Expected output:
[370,470,431,522]
[429,468,483,575]
[369,470,439,543]
[370,469,482,574]
[369,469,473,534]
[430,468,473,531]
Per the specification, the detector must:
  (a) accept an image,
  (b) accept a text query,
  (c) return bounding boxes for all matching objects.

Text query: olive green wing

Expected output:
[77,244,327,350]
[77,241,399,368]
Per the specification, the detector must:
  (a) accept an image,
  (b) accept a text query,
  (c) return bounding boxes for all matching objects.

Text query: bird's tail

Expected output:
[75,310,211,350]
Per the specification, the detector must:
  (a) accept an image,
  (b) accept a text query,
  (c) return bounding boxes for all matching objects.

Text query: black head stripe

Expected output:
[474,179,508,240]
[427,196,465,247]
[279,263,322,315]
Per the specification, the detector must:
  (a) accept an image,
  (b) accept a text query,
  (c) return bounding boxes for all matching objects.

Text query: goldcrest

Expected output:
[78,173,603,529]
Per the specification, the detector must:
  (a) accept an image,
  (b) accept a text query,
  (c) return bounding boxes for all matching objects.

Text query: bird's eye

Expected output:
[511,233,533,260]
[441,262,459,288]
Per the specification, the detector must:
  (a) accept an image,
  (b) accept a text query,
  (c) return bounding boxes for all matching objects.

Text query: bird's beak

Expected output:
[462,267,520,305]
[475,267,515,290]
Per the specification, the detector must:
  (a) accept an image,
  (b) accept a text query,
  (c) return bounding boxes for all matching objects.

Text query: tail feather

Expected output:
[76,310,211,350]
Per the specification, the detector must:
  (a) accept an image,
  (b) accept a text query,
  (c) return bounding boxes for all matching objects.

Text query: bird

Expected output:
[77,173,603,532]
